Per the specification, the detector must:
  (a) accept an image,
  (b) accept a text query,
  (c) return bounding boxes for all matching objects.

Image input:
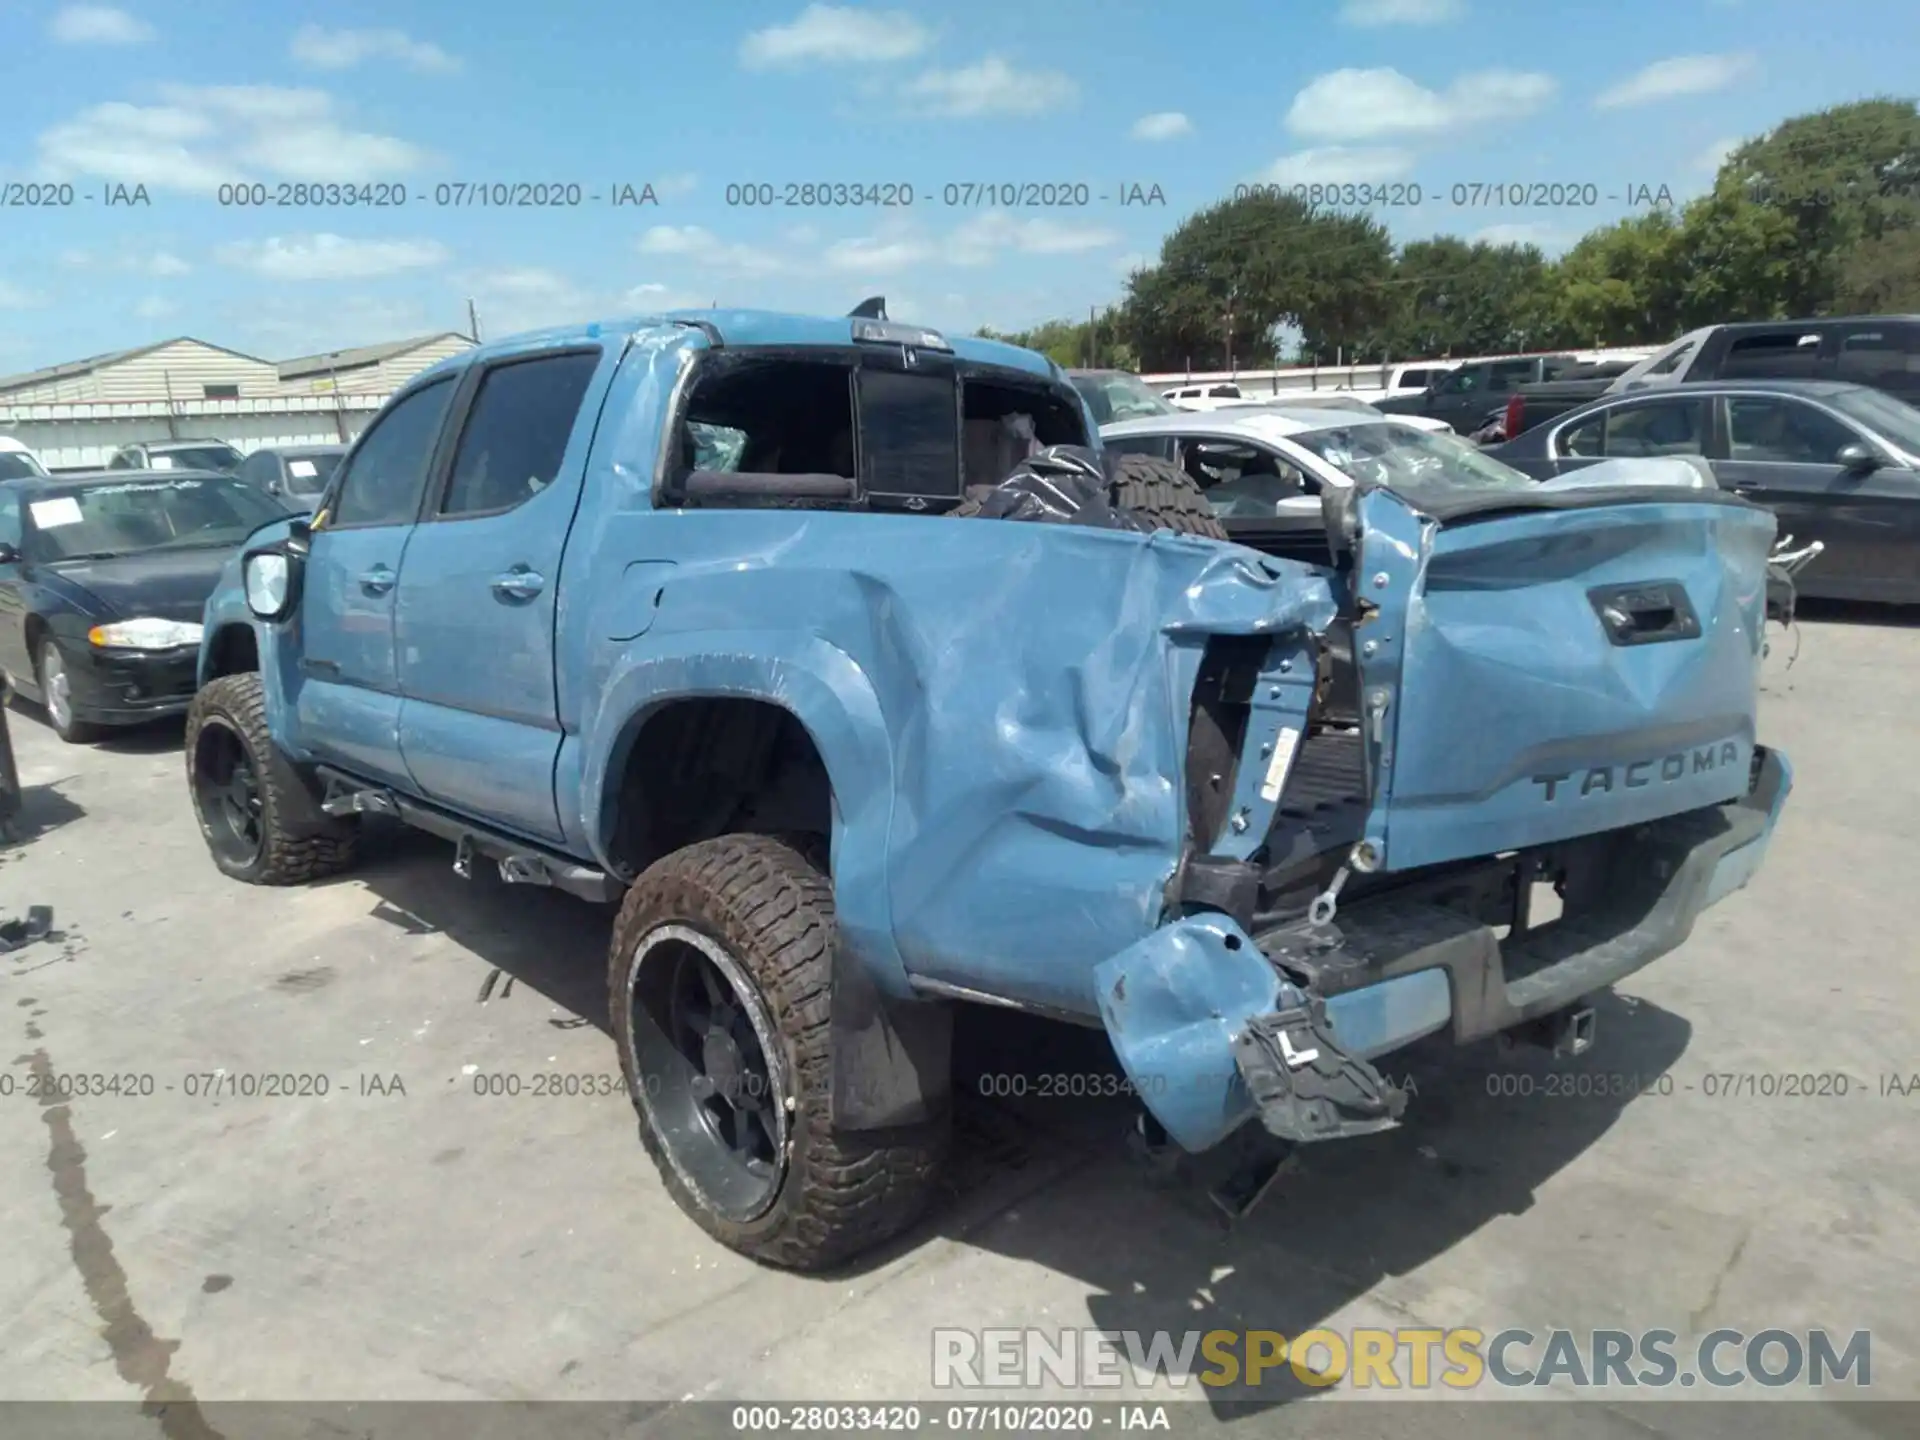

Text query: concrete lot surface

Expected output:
[1,608,1916,1438]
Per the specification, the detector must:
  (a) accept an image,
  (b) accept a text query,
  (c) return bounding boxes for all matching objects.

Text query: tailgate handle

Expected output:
[1588,581,1701,646]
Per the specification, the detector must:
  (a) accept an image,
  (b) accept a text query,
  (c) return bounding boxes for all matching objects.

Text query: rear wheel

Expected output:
[611,833,948,1270]
[186,673,359,884]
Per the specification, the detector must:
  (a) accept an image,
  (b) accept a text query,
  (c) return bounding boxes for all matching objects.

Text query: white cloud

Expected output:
[55,246,190,276]
[133,295,180,320]
[655,172,699,198]
[0,282,46,309]
[48,5,153,44]
[1595,53,1756,109]
[901,57,1078,118]
[622,282,707,311]
[638,225,788,275]
[38,103,240,191]
[740,5,932,68]
[1695,136,1740,173]
[240,129,429,182]
[945,212,1118,264]
[1259,146,1415,185]
[215,234,451,281]
[1131,112,1192,141]
[226,293,437,356]
[36,86,430,191]
[290,25,460,72]
[1286,67,1556,141]
[824,236,931,274]
[1340,0,1465,24]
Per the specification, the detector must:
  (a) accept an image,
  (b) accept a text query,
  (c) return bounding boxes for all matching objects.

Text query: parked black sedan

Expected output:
[232,443,346,513]
[0,470,290,741]
[1484,379,1920,603]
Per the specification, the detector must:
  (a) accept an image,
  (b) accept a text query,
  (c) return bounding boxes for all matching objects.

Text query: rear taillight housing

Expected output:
[1503,393,1525,437]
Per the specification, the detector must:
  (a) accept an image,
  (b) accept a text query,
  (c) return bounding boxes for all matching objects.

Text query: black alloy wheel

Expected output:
[192,717,266,868]
[627,923,788,1222]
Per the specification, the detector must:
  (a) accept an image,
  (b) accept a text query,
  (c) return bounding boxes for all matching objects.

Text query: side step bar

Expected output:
[314,767,623,903]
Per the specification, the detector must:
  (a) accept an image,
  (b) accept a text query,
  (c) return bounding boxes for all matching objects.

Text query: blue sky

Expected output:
[0,0,1915,372]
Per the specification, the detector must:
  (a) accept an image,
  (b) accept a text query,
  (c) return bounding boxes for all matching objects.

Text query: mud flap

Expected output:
[1233,998,1407,1144]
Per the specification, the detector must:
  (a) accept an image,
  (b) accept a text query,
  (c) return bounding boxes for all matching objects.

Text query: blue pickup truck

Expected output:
[185,306,1792,1269]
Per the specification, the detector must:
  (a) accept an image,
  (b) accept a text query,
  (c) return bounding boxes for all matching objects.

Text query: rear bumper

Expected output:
[1094,746,1792,1154]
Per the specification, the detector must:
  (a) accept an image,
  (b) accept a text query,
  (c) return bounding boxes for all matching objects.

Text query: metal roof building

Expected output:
[0,331,476,470]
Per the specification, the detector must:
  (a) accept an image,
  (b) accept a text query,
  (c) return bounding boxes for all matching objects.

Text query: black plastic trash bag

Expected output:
[969,445,1153,532]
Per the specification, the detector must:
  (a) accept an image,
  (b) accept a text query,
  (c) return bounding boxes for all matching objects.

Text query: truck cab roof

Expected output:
[417,309,1058,385]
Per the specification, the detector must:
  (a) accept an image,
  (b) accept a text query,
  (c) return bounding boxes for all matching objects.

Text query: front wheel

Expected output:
[185,673,359,884]
[36,641,101,744]
[610,834,948,1270]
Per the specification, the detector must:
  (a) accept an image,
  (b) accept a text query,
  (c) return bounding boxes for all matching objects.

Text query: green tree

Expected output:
[1118,192,1395,370]
[1833,228,1920,311]
[1671,187,1801,326]
[1718,98,1920,312]
[1543,210,1687,345]
[1351,238,1555,358]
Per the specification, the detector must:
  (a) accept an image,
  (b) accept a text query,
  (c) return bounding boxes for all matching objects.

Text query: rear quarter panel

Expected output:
[553,332,1337,1010]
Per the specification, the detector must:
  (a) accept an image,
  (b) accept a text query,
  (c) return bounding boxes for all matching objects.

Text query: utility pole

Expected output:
[1221,287,1236,374]
[466,299,481,343]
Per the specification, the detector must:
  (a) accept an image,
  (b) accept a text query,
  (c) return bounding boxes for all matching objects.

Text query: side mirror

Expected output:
[242,520,311,622]
[0,542,18,565]
[1836,442,1880,474]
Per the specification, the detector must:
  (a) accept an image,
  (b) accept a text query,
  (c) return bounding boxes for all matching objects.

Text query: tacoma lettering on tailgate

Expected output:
[1533,741,1743,801]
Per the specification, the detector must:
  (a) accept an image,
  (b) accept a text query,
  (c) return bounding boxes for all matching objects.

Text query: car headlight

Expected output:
[87,618,204,650]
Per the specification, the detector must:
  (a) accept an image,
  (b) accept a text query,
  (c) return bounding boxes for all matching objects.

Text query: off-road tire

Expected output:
[1109,452,1229,539]
[184,672,360,884]
[610,833,949,1270]
[949,455,1227,539]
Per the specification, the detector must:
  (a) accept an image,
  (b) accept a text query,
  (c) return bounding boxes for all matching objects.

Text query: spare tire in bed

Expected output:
[1108,453,1228,540]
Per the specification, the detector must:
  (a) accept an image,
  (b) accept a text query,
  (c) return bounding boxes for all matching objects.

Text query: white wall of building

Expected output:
[0,397,383,469]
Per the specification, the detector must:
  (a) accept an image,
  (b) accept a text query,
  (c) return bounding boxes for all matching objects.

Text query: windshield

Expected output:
[152,444,244,472]
[1291,422,1537,497]
[1828,387,1920,458]
[1070,372,1177,425]
[282,452,343,496]
[0,451,47,480]
[22,476,289,562]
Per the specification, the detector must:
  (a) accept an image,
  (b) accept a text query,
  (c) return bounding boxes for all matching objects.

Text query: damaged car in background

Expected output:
[185,302,1792,1269]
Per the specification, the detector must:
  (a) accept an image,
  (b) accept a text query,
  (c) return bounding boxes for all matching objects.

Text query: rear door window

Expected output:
[439,350,600,517]
[1487,360,1538,392]
[1725,396,1859,464]
[1832,325,1919,392]
[1718,331,1824,380]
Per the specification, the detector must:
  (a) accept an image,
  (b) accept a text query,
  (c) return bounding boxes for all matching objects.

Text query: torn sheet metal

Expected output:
[564,402,1337,1013]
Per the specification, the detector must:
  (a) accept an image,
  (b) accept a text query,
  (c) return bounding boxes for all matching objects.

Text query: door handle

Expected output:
[358,566,395,595]
[491,567,545,602]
